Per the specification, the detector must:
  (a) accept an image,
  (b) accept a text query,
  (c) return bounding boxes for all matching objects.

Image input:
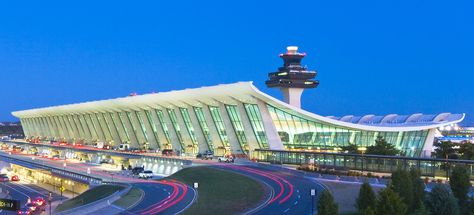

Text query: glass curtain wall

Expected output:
[155,109,172,144]
[193,107,214,150]
[144,110,162,148]
[244,104,269,148]
[225,105,249,153]
[179,108,199,145]
[267,105,428,157]
[167,109,185,150]
[117,112,131,143]
[208,106,230,148]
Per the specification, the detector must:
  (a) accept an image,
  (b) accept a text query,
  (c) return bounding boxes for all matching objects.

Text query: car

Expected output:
[17,202,37,214]
[51,155,60,160]
[203,151,214,160]
[139,170,153,179]
[0,175,10,182]
[162,149,173,156]
[118,144,130,151]
[11,175,19,181]
[132,167,144,175]
[33,197,46,211]
[218,155,234,163]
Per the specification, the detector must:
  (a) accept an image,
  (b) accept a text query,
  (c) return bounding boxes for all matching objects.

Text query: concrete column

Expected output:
[89,113,107,143]
[218,103,243,154]
[128,111,147,147]
[48,116,61,139]
[201,105,225,148]
[33,118,46,137]
[113,112,129,145]
[256,100,284,150]
[71,115,86,141]
[280,88,304,109]
[235,102,260,151]
[45,116,59,138]
[149,109,170,148]
[139,110,160,150]
[19,119,30,137]
[55,116,69,139]
[78,114,93,142]
[104,112,122,147]
[173,107,194,148]
[120,111,140,148]
[61,115,76,140]
[83,114,99,141]
[187,106,210,153]
[95,113,113,142]
[162,108,183,152]
[421,129,436,158]
[67,115,81,141]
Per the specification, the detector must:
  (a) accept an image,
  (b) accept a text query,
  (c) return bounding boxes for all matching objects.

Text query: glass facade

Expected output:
[144,110,162,148]
[253,149,474,180]
[193,107,214,150]
[156,109,171,144]
[117,112,131,142]
[244,104,269,148]
[179,108,198,145]
[267,105,429,157]
[209,106,229,148]
[135,111,149,143]
[225,105,249,153]
[167,109,185,149]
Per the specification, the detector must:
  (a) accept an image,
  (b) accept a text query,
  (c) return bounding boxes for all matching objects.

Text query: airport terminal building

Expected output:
[11,47,464,157]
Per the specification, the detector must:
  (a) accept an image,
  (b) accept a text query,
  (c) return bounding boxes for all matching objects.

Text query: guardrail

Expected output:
[3,140,193,166]
[54,183,132,215]
[0,152,103,184]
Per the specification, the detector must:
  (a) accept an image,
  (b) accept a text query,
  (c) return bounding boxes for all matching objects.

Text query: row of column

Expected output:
[19,101,284,155]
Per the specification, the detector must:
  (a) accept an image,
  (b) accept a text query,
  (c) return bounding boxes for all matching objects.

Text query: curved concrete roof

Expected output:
[12,82,464,132]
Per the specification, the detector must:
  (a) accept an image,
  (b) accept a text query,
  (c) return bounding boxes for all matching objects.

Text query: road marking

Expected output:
[5,183,31,199]
[283,208,290,213]
[293,201,298,205]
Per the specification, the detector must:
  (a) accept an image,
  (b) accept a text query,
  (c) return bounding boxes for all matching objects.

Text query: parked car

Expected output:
[11,175,19,181]
[132,167,144,175]
[118,144,130,151]
[139,170,153,179]
[162,149,173,156]
[218,155,234,163]
[0,175,10,182]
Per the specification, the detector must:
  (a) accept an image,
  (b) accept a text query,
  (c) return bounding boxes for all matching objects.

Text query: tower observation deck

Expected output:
[265,46,319,108]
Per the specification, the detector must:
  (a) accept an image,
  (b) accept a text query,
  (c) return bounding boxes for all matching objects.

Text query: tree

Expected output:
[375,187,407,215]
[341,143,359,154]
[356,182,376,213]
[426,184,460,215]
[391,169,413,210]
[366,136,400,155]
[410,169,426,211]
[459,141,474,160]
[317,190,338,215]
[449,166,472,209]
[432,141,458,159]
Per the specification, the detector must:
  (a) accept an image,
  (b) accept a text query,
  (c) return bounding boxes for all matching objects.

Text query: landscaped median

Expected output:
[54,184,126,213]
[164,166,267,215]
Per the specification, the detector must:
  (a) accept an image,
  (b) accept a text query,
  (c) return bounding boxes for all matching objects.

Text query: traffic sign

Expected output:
[311,189,316,196]
[60,186,65,192]
[194,182,199,189]
[0,198,20,211]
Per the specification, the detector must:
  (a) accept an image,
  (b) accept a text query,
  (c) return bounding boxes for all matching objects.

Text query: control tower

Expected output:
[265,46,319,108]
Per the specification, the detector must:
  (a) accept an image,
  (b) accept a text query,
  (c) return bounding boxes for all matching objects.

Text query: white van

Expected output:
[96,142,104,149]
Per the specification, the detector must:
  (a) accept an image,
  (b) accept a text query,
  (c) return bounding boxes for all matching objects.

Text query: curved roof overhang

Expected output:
[12,82,464,132]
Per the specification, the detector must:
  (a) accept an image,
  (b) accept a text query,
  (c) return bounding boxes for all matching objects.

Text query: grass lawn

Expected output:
[113,187,143,209]
[166,166,267,215]
[55,184,125,212]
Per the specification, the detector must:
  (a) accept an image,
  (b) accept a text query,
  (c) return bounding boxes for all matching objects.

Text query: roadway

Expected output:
[0,175,65,214]
[0,150,196,215]
[1,147,325,215]
[211,161,326,215]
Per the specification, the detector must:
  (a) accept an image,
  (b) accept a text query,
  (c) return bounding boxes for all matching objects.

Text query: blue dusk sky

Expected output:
[0,1,473,125]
